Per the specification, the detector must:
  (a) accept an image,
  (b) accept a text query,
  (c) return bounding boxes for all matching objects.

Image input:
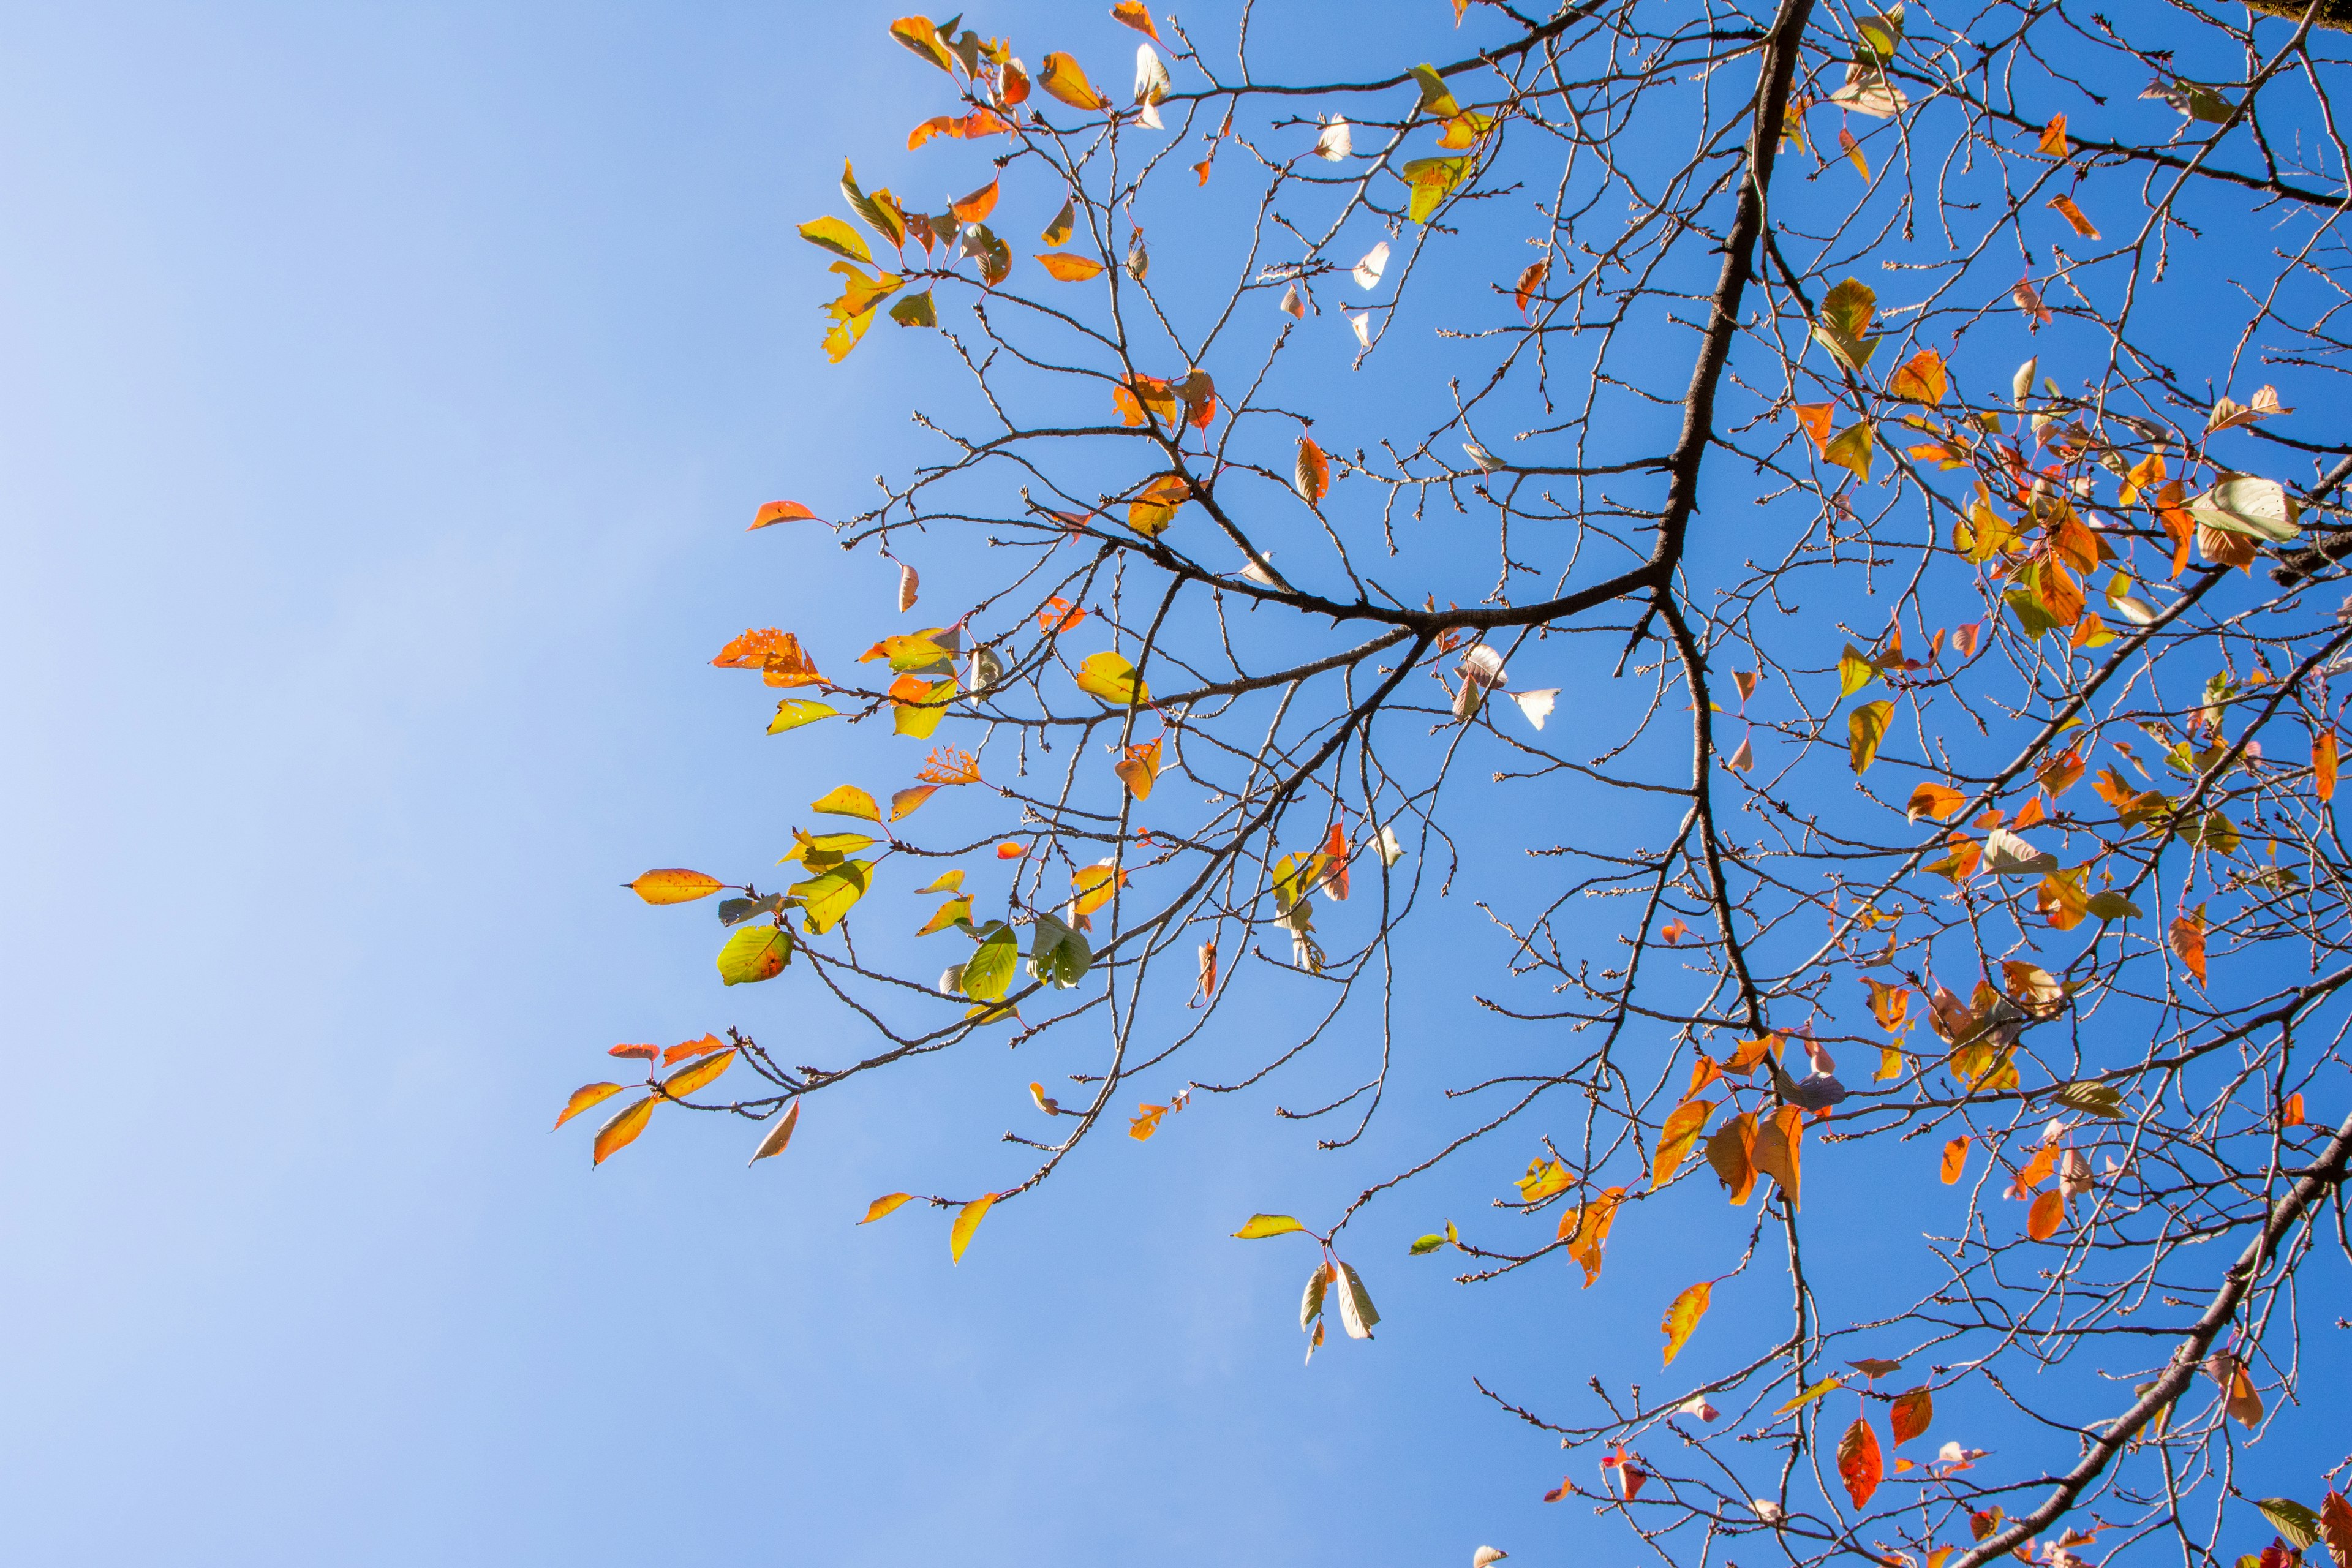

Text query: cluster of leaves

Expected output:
[575,2,2352,1564]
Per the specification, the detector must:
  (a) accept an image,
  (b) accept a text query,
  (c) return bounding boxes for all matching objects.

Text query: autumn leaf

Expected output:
[751,500,820,529]
[1706,1110,1759,1204]
[1907,782,1966,822]
[630,869,724,905]
[1333,1261,1380,1339]
[2027,1188,2064,1240]
[949,1193,995,1262]
[1838,1417,1884,1509]
[1515,258,1549,315]
[1823,422,1875,481]
[1294,436,1330,510]
[1074,650,1150,706]
[1940,1135,1969,1183]
[2318,1492,2352,1567]
[769,699,838,734]
[1036,252,1105,281]
[1038,51,1108,110]
[1110,0,1159,39]
[1774,1373,1845,1415]
[1232,1213,1305,1238]
[1890,1385,1932,1444]
[1660,1280,1711,1365]
[592,1094,657,1164]
[716,924,793,985]
[1654,1099,1715,1188]
[2173,904,2208,985]
[1795,401,1834,452]
[1559,1185,1624,1287]
[1126,472,1190,538]
[811,785,884,823]
[1887,350,1947,405]
[798,216,873,264]
[2038,112,2068,157]
[662,1034,723,1066]
[1115,737,1162,799]
[554,1082,623,1130]
[2047,194,2099,239]
[888,15,957,72]
[660,1048,736,1100]
[2318,729,2339,802]
[1752,1104,1803,1209]
[859,1192,916,1224]
[1849,699,1895,773]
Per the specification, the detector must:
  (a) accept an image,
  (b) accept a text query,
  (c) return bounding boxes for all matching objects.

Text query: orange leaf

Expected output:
[2318,729,2339,802]
[2318,1491,2352,1566]
[1656,1099,1716,1188]
[592,1094,656,1164]
[1752,1104,1804,1210]
[554,1081,624,1130]
[1109,0,1159,39]
[1114,737,1163,799]
[917,746,983,785]
[951,177,1000,222]
[996,840,1028,859]
[1890,1385,1932,1444]
[1036,251,1106,281]
[2172,905,2209,985]
[891,785,937,820]
[1686,1055,1724,1099]
[1128,1102,1168,1140]
[1795,401,1835,452]
[1515,258,1550,315]
[1559,1186,1625,1287]
[1038,51,1108,110]
[2047,194,2099,239]
[1907,782,1967,822]
[608,1042,658,1061]
[1838,1417,1884,1509]
[1294,436,1330,509]
[1660,918,1691,945]
[712,628,824,687]
[751,499,820,529]
[2027,1188,2065,1240]
[662,1033,724,1066]
[1940,1135,1969,1183]
[2283,1092,2307,1128]
[1320,821,1351,902]
[630,869,724,905]
[1660,1280,1711,1366]
[859,1192,916,1224]
[1722,1035,1779,1074]
[2038,112,2068,157]
[660,1047,736,1099]
[1038,596,1088,635]
[1706,1111,1758,1204]
[1888,350,1948,405]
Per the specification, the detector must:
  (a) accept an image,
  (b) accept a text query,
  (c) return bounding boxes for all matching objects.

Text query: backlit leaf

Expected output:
[2047,194,2099,238]
[1849,699,1896,773]
[1888,349,1947,405]
[1410,62,1460,119]
[1036,251,1106,281]
[1115,737,1162,799]
[1655,1099,1714,1188]
[751,500,821,529]
[1401,155,1470,223]
[2027,1187,2064,1240]
[1774,1373,1845,1416]
[1232,1213,1304,1238]
[592,1095,656,1164]
[949,177,998,222]
[1940,1136,1969,1183]
[1890,1385,1932,1444]
[1706,1111,1759,1204]
[554,1082,623,1130]
[660,1047,736,1100]
[1823,421,1875,481]
[1126,472,1190,538]
[1333,1261,1380,1338]
[748,1099,801,1164]
[2256,1499,2321,1553]
[1038,51,1108,110]
[2172,905,2208,985]
[768,698,839,734]
[888,290,936,328]
[2317,729,2339,802]
[811,785,884,823]
[1752,1104,1803,1209]
[891,678,956,739]
[888,15,957,71]
[949,1193,994,1262]
[716,923,793,984]
[791,860,873,935]
[1660,1280,1711,1366]
[959,921,1019,1002]
[1075,650,1150,706]
[1110,1,1159,39]
[916,895,973,936]
[1908,782,1966,821]
[631,869,724,905]
[859,1192,917,1224]
[1838,1417,1884,1510]
[1294,436,1330,509]
[798,216,873,263]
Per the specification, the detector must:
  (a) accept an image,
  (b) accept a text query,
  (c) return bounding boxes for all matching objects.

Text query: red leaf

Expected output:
[1837,1417,1883,1509]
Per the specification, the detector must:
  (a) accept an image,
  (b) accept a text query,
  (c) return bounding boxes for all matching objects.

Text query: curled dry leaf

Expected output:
[1315,116,1352,160]
[1353,240,1389,291]
[1279,281,1305,318]
[747,1099,801,1164]
[896,562,919,612]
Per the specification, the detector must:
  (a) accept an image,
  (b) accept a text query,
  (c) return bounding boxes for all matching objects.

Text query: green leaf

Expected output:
[2085,890,2142,922]
[2005,582,2062,639]
[891,678,956,739]
[1813,277,1880,370]
[716,923,794,985]
[1026,912,1092,989]
[790,859,873,935]
[889,289,937,328]
[960,919,1019,1002]
[840,160,907,247]
[1849,699,1896,773]
[1823,422,1875,481]
[964,222,1011,287]
[768,698,839,734]
[1409,1233,1447,1254]
[797,216,873,263]
[2256,1499,2321,1552]
[1232,1213,1305,1239]
[2188,477,2301,543]
[1409,63,1460,119]
[2051,1080,2124,1118]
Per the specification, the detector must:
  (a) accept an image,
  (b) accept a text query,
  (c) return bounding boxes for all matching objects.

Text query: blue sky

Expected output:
[5,4,2346,1565]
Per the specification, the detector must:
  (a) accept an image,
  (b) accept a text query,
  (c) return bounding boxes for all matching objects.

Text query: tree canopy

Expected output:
[568,3,2352,1564]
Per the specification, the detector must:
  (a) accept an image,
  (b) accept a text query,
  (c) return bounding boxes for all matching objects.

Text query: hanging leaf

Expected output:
[1887,350,1947,405]
[1838,1418,1884,1509]
[1823,422,1875,481]
[592,1094,657,1164]
[2172,905,2209,985]
[747,1099,801,1164]
[2038,113,2068,157]
[2256,1499,2322,1553]
[1126,472,1191,538]
[1294,437,1330,508]
[1037,252,1106,281]
[1890,1386,1932,1444]
[768,698,839,734]
[751,500,821,529]
[2027,1186,2065,1240]
[1849,699,1896,773]
[916,895,973,936]
[1333,1261,1381,1338]
[1410,62,1461,119]
[2047,194,2100,239]
[1752,1104,1804,1209]
[660,1048,736,1100]
[2188,477,2301,541]
[1038,51,1109,110]
[1706,1111,1759,1204]
[949,178,999,223]
[811,785,884,823]
[860,1192,917,1223]
[1940,1136,1969,1183]
[1232,1213,1305,1238]
[1401,156,1471,223]
[949,1193,995,1262]
[716,923,794,984]
[1353,241,1390,291]
[630,869,725,905]
[959,922,1020,1002]
[1660,1281,1711,1366]
[888,15,958,71]
[554,1082,624,1130]
[2317,729,2339,802]
[1115,737,1163,799]
[839,162,908,249]
[1814,277,1880,369]
[888,290,936,328]
[1075,650,1151,706]
[1907,782,1966,821]
[1774,1373,1846,1415]
[891,785,937,821]
[1515,258,1550,315]
[1655,1099,1715,1188]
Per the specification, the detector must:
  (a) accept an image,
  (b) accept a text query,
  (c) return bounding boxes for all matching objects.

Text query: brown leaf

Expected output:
[1515,258,1550,315]
[2047,194,2100,238]
[2318,1491,2352,1567]
[896,562,920,612]
[1706,1110,1760,1204]
[2172,905,2209,985]
[1752,1105,1804,1210]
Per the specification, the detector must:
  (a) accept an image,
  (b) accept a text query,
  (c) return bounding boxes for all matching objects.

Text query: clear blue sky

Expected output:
[4,5,2343,1565]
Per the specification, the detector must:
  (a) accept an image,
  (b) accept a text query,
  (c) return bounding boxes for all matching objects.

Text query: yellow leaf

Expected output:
[1294,436,1330,509]
[1038,51,1107,110]
[891,678,957,739]
[790,860,872,935]
[1041,198,1076,246]
[1655,1099,1715,1188]
[797,216,873,264]
[1823,421,1875,481]
[1074,650,1150,706]
[914,869,965,894]
[716,924,793,984]
[768,698,839,734]
[662,1048,737,1100]
[1660,1280,1712,1366]
[1071,860,1126,917]
[859,1192,917,1224]
[1126,472,1191,538]
[1887,349,1947,405]
[1875,1046,1903,1081]
[1839,644,1876,697]
[887,15,957,72]
[891,785,938,820]
[1907,782,1966,821]
[1401,154,1469,223]
[630,869,724,905]
[810,785,883,823]
[592,1094,657,1164]
[1515,1156,1575,1204]
[2038,111,2068,157]
[1559,1185,1624,1287]
[862,633,953,671]
[1036,251,1105,281]
[1849,699,1896,773]
[554,1081,624,1130]
[1409,63,1460,119]
[1232,1213,1304,1238]
[748,1099,801,1164]
[949,1193,995,1262]
[779,829,875,866]
[1773,1373,1846,1416]
[1114,737,1162,799]
[916,895,973,935]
